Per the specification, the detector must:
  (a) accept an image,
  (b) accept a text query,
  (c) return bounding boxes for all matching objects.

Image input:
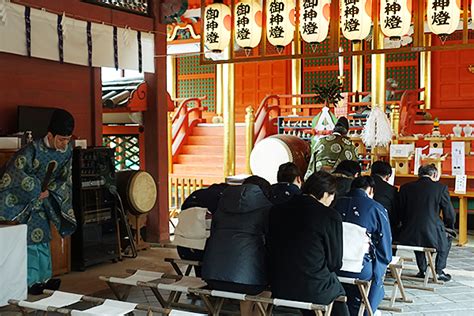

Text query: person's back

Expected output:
[202,179,273,293]
[371,161,399,238]
[269,195,344,302]
[269,171,348,315]
[398,174,455,249]
[398,164,455,281]
[334,176,392,315]
[173,183,228,276]
[305,117,358,180]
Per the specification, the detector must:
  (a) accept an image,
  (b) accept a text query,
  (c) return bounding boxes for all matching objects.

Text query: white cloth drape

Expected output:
[0,2,155,72]
[0,224,27,307]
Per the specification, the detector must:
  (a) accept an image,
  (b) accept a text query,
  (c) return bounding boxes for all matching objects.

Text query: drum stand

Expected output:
[127,213,150,251]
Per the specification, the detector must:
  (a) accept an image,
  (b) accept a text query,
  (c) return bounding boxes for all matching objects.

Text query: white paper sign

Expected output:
[451,141,465,176]
[390,144,414,158]
[388,168,396,185]
[414,148,423,175]
[428,147,444,156]
[455,175,467,194]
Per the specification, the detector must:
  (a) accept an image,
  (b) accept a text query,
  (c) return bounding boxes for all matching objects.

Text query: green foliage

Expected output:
[312,79,343,106]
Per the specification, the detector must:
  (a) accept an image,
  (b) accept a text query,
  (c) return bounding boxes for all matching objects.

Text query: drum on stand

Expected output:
[116,170,157,251]
[250,135,310,184]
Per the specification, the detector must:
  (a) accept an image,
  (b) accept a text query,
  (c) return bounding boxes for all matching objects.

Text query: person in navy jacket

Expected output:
[335,176,392,316]
[269,162,302,205]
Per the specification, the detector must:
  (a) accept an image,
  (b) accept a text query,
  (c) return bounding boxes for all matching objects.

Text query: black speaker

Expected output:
[71,147,120,271]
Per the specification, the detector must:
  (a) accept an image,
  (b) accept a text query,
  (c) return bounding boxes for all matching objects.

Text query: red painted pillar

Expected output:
[90,67,103,146]
[144,2,170,242]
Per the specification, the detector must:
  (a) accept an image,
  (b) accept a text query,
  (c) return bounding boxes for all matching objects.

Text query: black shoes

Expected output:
[415,270,451,282]
[27,278,61,295]
[415,271,425,279]
[44,278,61,291]
[436,271,452,282]
[28,283,45,295]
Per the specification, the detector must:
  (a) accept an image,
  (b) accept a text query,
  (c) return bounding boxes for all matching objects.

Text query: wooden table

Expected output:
[450,192,474,246]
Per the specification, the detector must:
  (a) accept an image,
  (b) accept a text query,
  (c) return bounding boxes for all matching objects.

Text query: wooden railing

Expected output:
[168,97,207,170]
[168,176,205,230]
[253,95,281,144]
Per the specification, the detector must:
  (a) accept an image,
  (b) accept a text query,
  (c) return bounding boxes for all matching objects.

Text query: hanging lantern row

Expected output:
[203,0,462,53]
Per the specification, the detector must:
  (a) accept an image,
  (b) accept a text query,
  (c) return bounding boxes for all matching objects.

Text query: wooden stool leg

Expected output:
[358,282,373,316]
[426,251,440,284]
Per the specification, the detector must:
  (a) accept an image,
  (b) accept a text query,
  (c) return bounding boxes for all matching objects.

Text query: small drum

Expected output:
[250,135,310,184]
[116,170,157,215]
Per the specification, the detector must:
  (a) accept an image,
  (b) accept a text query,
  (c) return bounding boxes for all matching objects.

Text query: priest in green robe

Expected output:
[305,117,358,180]
[0,109,76,295]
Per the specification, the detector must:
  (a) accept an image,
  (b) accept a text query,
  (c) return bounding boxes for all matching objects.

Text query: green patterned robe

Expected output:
[304,133,359,180]
[0,139,76,245]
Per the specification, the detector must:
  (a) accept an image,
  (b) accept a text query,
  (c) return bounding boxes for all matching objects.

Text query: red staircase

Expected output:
[171,124,247,185]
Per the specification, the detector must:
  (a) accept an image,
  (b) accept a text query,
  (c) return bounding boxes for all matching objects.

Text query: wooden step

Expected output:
[172,164,224,175]
[188,135,246,146]
[193,126,246,136]
[182,145,246,155]
[176,154,247,166]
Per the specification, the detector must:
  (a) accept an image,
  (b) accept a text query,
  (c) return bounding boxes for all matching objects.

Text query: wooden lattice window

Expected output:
[102,126,145,171]
[364,49,419,94]
[103,135,140,170]
[302,38,351,103]
[176,55,216,112]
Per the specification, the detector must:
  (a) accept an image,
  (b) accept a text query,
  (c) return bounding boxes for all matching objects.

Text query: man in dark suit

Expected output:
[398,164,455,281]
[371,161,399,240]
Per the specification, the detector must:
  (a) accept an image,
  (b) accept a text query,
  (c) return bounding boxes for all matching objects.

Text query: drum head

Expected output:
[250,136,293,184]
[128,171,157,214]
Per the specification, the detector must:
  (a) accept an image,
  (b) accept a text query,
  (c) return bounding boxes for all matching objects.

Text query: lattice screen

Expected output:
[365,51,419,93]
[302,39,351,103]
[103,135,140,171]
[176,55,216,112]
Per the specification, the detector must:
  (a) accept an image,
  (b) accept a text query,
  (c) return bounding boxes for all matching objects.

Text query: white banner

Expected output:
[63,17,89,66]
[0,2,154,72]
[451,141,465,176]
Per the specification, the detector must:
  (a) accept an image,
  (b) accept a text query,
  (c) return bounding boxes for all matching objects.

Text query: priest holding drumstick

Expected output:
[0,109,76,295]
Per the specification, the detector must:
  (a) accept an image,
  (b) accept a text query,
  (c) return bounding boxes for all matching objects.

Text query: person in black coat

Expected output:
[174,183,229,276]
[202,176,272,297]
[269,162,302,205]
[371,161,400,240]
[269,171,349,316]
[398,164,456,281]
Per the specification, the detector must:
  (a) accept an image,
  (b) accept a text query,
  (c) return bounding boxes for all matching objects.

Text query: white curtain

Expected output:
[0,2,155,72]
[63,17,88,66]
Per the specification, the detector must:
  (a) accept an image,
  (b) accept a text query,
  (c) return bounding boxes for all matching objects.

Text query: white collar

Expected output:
[43,136,52,148]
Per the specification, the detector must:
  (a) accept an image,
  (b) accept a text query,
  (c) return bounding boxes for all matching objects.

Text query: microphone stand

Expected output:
[108,186,137,258]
